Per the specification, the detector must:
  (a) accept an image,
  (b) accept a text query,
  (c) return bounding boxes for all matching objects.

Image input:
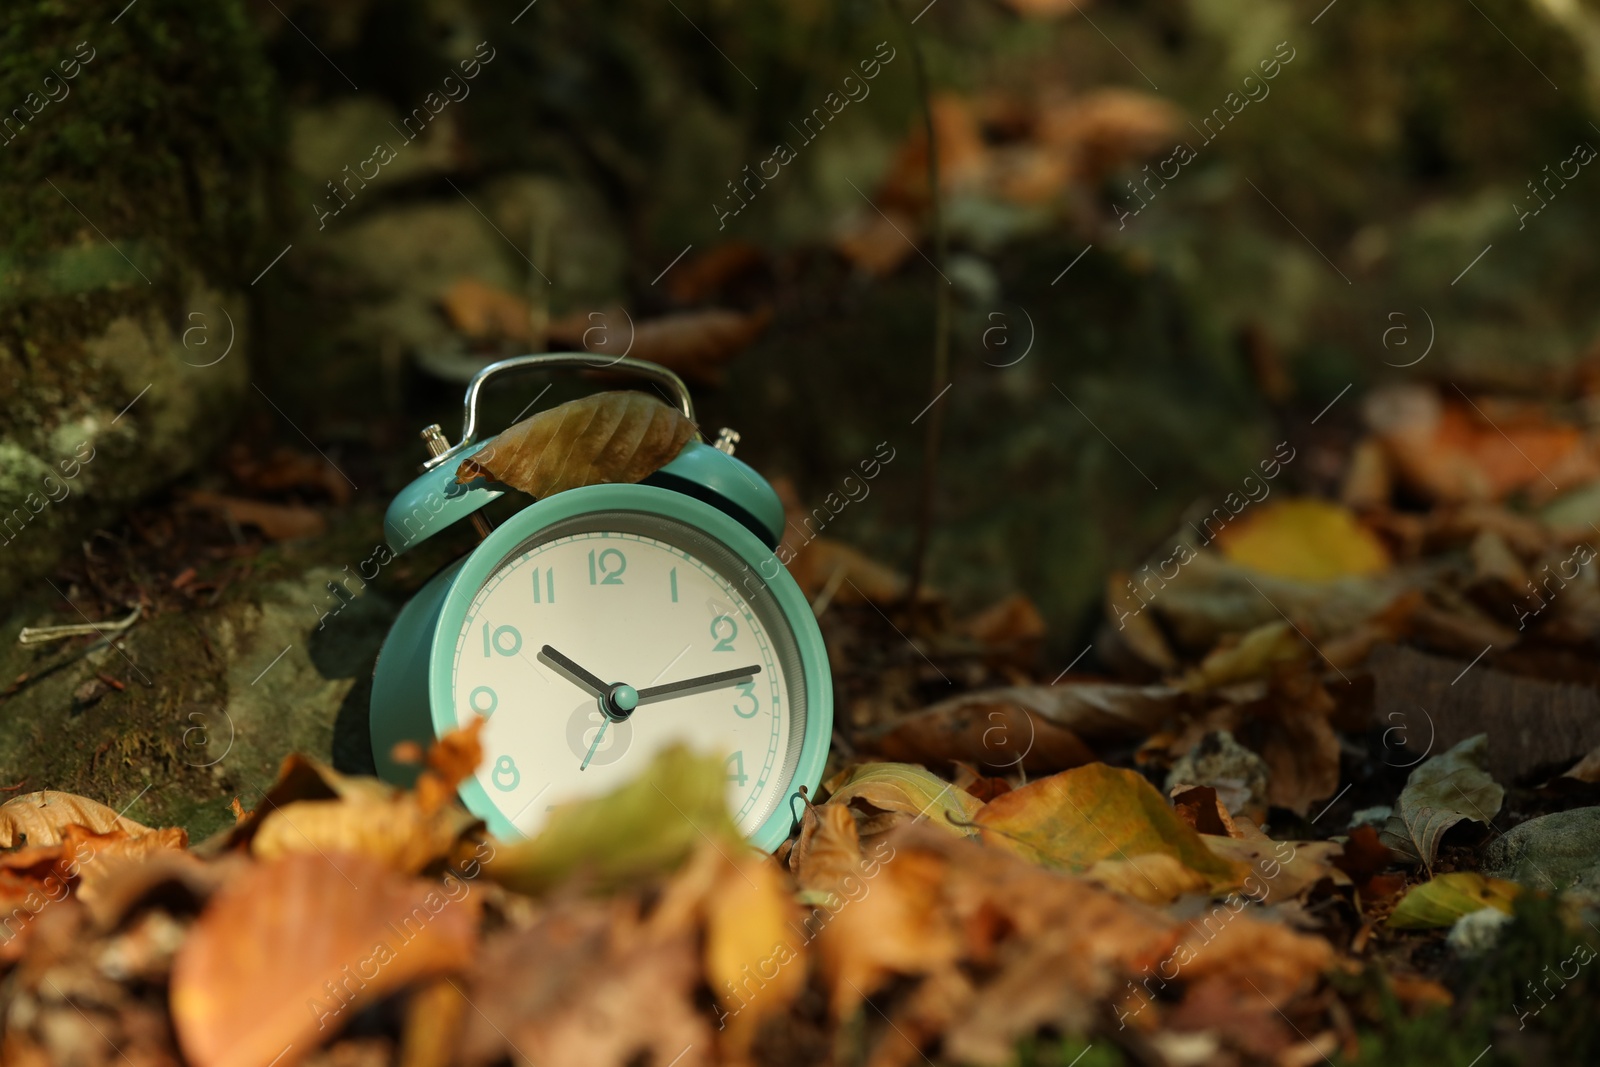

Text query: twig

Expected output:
[891,0,952,605]
[17,605,142,645]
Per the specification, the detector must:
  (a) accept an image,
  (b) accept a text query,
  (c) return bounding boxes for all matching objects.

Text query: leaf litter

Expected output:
[14,379,1600,1065]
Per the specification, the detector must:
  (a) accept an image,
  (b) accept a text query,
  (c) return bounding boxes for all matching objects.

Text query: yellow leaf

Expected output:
[457,390,695,499]
[1388,872,1522,929]
[973,763,1246,891]
[1084,852,1210,904]
[1214,498,1391,581]
[706,854,804,1050]
[823,763,985,836]
[1175,620,1308,692]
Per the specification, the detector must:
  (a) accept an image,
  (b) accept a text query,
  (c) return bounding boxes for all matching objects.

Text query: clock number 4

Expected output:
[588,548,626,585]
[725,751,748,787]
[732,681,759,718]
[531,566,555,603]
[710,614,738,652]
[481,623,523,657]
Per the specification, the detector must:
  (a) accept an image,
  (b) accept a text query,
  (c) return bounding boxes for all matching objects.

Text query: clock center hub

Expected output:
[602,682,639,722]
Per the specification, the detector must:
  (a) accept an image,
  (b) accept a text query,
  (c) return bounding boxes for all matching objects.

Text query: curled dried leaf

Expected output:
[457,391,695,500]
[0,791,153,848]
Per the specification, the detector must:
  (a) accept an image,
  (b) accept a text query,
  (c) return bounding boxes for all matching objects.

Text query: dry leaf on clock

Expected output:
[457,391,695,499]
[0,790,154,848]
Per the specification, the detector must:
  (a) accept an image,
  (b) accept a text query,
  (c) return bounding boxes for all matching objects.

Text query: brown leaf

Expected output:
[1170,785,1242,838]
[823,763,985,837]
[439,277,533,344]
[1201,822,1349,902]
[186,490,326,541]
[867,682,1186,775]
[790,802,866,897]
[457,896,708,1067]
[960,593,1047,662]
[171,851,479,1067]
[664,241,767,304]
[1084,853,1211,904]
[414,719,485,815]
[1254,668,1342,815]
[0,791,153,848]
[548,306,770,387]
[456,391,694,500]
[786,537,915,606]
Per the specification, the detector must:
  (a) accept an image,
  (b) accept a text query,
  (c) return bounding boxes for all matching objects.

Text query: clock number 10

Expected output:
[481,623,522,657]
[588,548,626,585]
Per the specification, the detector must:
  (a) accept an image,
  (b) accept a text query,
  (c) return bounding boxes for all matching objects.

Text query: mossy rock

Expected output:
[0,0,282,597]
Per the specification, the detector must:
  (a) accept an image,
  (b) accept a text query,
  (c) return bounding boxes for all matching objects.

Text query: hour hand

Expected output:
[636,665,761,703]
[540,645,608,697]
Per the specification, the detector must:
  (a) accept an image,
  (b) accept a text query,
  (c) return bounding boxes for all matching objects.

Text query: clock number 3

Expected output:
[588,548,626,585]
[710,614,738,652]
[732,681,759,718]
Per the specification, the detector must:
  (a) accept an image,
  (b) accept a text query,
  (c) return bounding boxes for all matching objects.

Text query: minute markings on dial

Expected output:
[636,664,762,703]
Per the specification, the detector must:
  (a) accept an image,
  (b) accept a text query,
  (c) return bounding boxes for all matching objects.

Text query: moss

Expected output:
[1344,894,1600,1065]
[0,0,281,295]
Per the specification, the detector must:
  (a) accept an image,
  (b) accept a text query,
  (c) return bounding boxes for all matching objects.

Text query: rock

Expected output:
[0,0,278,598]
[1447,907,1513,957]
[1164,729,1270,814]
[0,533,401,840]
[1483,807,1600,901]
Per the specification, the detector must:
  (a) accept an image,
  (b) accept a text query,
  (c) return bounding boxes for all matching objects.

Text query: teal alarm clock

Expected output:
[369,354,832,852]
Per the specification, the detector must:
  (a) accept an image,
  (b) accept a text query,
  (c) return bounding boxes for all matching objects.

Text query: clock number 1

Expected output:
[670,567,678,602]
[531,566,555,603]
[588,548,626,585]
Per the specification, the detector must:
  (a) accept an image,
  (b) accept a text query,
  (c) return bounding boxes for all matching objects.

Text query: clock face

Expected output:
[448,510,808,839]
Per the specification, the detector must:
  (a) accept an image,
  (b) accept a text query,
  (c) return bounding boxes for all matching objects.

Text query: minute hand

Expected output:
[636,664,761,703]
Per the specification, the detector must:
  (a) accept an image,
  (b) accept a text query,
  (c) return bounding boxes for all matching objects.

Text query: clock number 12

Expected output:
[588,548,626,585]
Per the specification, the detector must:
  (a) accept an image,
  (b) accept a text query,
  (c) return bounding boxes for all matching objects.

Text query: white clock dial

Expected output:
[449,512,807,839]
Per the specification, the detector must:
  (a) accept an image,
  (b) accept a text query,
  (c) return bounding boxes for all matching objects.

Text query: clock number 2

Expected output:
[725,751,748,787]
[588,548,626,585]
[710,614,738,652]
[732,681,759,718]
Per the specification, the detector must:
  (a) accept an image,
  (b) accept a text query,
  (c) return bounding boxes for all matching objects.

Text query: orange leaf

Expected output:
[171,851,478,1067]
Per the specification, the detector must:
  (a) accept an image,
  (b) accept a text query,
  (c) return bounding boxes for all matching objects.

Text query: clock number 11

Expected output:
[531,566,555,603]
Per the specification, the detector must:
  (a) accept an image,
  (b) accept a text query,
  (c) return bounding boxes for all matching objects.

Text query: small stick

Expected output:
[17,605,142,645]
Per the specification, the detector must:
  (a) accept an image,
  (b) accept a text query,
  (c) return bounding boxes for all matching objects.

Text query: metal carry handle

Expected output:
[420,353,696,471]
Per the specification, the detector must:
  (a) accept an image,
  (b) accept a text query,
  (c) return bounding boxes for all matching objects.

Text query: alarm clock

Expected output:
[369,353,832,852]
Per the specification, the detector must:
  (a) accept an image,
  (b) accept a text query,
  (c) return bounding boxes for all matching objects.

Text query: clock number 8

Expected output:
[710,614,738,652]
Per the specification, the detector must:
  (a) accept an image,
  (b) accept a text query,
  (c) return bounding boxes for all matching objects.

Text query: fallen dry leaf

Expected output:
[974,763,1246,891]
[0,791,154,848]
[1387,872,1521,929]
[1085,852,1211,905]
[823,762,985,837]
[1214,498,1391,581]
[1366,384,1600,504]
[171,851,479,1067]
[457,390,695,500]
[1379,733,1504,869]
[439,276,535,344]
[867,682,1188,776]
[186,490,326,540]
[548,306,770,387]
[705,852,804,1052]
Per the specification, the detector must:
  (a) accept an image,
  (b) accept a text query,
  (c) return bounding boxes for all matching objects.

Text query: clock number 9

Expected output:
[732,681,759,718]
[588,548,626,585]
[710,614,738,652]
